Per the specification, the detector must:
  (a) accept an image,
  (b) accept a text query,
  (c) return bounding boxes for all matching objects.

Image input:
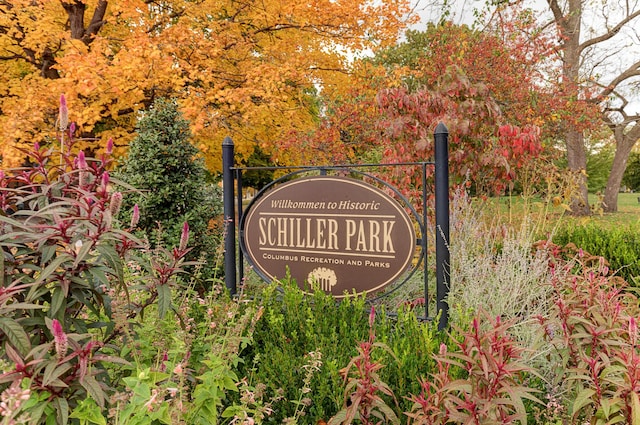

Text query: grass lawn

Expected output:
[479,192,640,234]
[578,192,640,229]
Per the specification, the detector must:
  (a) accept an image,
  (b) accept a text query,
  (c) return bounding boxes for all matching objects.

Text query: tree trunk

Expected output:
[566,129,591,215]
[602,147,630,212]
[549,0,592,215]
[62,0,108,44]
[602,125,640,212]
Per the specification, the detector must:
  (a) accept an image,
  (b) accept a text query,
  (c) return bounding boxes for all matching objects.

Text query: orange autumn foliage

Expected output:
[0,0,415,170]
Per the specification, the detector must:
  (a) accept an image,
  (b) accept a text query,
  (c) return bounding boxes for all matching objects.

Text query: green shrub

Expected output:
[237,280,450,423]
[115,98,223,281]
[553,224,640,284]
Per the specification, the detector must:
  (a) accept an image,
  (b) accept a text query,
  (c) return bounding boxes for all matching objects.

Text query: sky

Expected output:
[408,0,640,117]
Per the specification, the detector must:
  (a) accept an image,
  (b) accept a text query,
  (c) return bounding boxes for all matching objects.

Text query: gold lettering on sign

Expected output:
[258,217,339,249]
[344,219,395,253]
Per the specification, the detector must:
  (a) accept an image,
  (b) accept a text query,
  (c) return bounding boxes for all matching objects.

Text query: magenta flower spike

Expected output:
[179,221,189,252]
[77,151,87,169]
[59,95,69,131]
[130,204,140,229]
[368,305,375,328]
[110,192,123,217]
[101,172,110,191]
[106,138,114,155]
[51,319,64,338]
[51,319,68,361]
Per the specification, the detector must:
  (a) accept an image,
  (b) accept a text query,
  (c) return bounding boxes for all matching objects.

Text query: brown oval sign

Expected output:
[241,176,416,297]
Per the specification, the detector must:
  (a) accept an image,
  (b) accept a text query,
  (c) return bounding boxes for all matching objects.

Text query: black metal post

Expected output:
[434,123,450,331]
[236,170,244,286]
[222,137,237,295]
[421,162,429,321]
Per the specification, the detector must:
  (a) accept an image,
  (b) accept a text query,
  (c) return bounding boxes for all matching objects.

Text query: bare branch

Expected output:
[598,59,640,99]
[578,9,640,54]
[546,0,564,28]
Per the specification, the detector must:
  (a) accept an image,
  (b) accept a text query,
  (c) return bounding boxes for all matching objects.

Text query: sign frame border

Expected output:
[238,169,424,299]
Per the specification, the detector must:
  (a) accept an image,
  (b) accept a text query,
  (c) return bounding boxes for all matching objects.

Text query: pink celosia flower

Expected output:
[179,221,189,252]
[101,172,110,192]
[77,151,90,186]
[77,151,87,169]
[59,95,68,131]
[130,204,140,229]
[106,138,114,155]
[51,319,64,340]
[109,192,123,217]
[51,319,67,361]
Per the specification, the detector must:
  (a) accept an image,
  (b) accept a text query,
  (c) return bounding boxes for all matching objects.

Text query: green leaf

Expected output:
[599,397,622,420]
[572,387,596,418]
[151,403,172,424]
[328,409,348,425]
[157,284,171,319]
[88,266,110,288]
[25,398,49,425]
[95,244,124,284]
[33,254,73,286]
[54,397,69,425]
[40,244,57,266]
[46,412,57,425]
[373,399,400,424]
[0,317,31,356]
[70,397,107,425]
[43,362,71,387]
[4,301,46,311]
[0,215,32,231]
[73,239,95,268]
[111,228,146,247]
[49,286,65,319]
[631,391,640,425]
[80,375,106,409]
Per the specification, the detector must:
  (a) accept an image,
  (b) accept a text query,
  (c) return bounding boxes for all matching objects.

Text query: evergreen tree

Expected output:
[116,98,222,277]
